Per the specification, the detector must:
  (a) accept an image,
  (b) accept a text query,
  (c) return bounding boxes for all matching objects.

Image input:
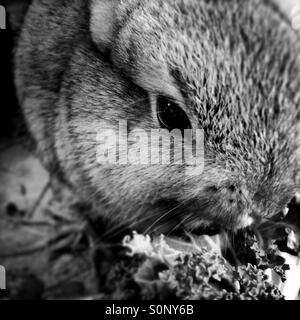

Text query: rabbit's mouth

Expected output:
[170,223,222,238]
[132,199,227,238]
[131,198,250,237]
[137,197,293,239]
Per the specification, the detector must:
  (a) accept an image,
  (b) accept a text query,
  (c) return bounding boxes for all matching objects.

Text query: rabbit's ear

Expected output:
[90,0,118,52]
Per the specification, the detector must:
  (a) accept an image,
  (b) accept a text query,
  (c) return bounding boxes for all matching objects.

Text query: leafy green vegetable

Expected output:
[103,231,285,300]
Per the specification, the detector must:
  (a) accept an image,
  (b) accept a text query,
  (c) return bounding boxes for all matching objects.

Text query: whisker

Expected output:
[165,215,191,237]
[143,199,190,235]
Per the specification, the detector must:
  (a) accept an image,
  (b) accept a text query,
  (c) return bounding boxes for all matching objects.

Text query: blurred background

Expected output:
[0,1,99,300]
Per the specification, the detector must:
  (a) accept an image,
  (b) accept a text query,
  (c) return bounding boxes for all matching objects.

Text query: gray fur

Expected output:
[14,0,300,233]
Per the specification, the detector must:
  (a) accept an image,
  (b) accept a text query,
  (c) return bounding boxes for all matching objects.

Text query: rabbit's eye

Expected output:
[157,96,191,132]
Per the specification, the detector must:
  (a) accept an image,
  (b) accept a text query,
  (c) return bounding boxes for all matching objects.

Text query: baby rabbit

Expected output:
[13,0,300,234]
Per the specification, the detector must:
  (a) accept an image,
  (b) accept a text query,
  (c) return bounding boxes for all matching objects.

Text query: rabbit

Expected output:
[11,0,300,235]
